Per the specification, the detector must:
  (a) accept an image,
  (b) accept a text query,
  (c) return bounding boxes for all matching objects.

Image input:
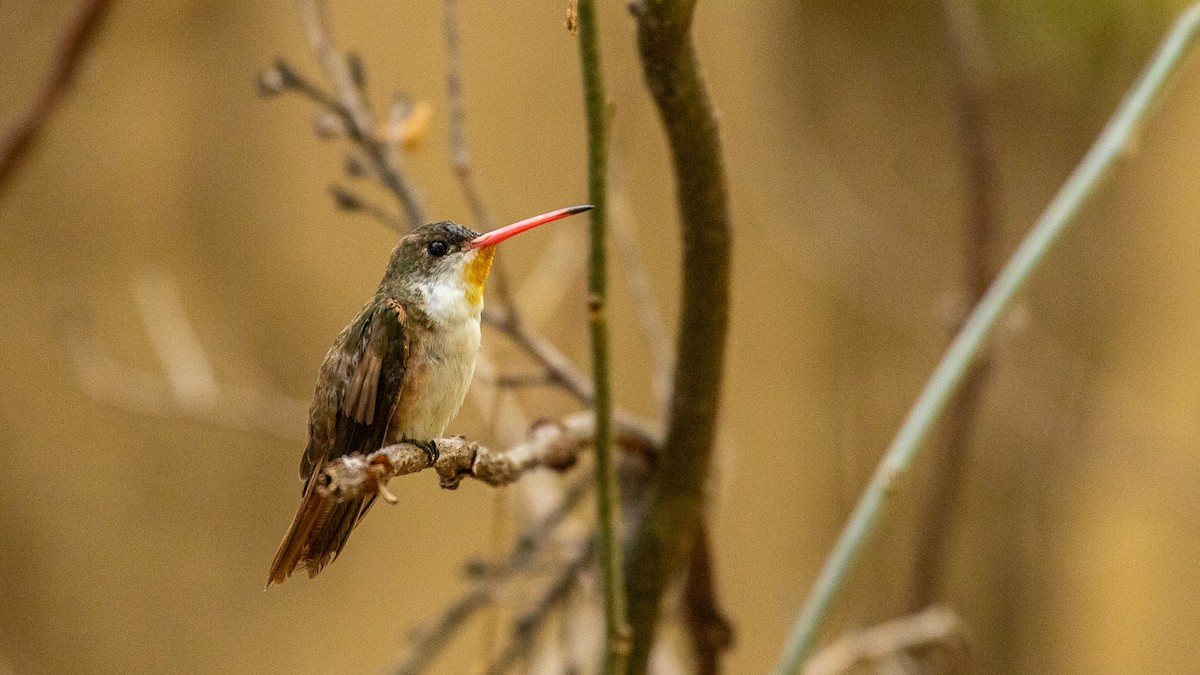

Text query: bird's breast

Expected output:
[389,283,482,443]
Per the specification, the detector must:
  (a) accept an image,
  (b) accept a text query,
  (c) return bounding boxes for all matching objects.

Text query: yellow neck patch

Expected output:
[464,246,495,306]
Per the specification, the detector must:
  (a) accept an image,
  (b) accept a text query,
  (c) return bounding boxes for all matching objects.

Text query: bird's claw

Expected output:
[420,439,440,467]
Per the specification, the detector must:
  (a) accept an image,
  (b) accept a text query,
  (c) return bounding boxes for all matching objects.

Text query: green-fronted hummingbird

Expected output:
[268,205,593,585]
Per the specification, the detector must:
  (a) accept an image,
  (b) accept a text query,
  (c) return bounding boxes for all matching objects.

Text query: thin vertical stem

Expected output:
[576,0,630,670]
[772,4,1200,671]
[909,0,997,609]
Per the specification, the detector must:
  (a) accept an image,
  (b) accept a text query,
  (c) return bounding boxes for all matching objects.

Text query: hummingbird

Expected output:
[267,205,593,585]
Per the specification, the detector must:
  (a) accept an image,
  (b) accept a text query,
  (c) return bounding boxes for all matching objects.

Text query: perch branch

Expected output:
[624,0,733,670]
[320,424,580,499]
[0,0,115,194]
[771,5,1200,671]
[320,411,657,500]
[575,0,630,670]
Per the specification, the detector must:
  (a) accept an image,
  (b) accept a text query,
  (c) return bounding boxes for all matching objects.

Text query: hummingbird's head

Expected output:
[383,205,593,311]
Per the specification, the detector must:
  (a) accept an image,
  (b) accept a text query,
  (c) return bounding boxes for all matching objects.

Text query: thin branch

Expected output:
[484,540,597,675]
[69,271,307,440]
[319,424,581,500]
[610,172,673,408]
[0,0,115,194]
[483,308,595,404]
[393,589,491,675]
[802,606,966,675]
[909,0,998,610]
[389,476,593,675]
[771,5,1200,671]
[624,0,733,670]
[293,0,425,227]
[575,0,629,670]
[321,412,657,500]
[328,184,405,234]
[681,526,734,675]
[441,0,523,319]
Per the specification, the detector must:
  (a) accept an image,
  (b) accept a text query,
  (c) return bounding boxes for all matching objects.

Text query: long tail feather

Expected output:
[267,485,375,586]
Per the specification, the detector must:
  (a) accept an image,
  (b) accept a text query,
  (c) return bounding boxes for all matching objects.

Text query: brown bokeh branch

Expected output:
[624,0,733,670]
[482,309,596,404]
[0,0,115,194]
[909,0,998,611]
[682,527,734,675]
[69,271,307,440]
[390,476,594,675]
[802,605,968,675]
[484,539,597,675]
[610,173,673,408]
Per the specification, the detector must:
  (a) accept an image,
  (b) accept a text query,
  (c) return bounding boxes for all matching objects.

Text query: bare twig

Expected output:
[319,425,580,500]
[442,0,493,232]
[441,0,527,321]
[389,476,594,675]
[69,271,307,440]
[393,589,491,675]
[484,540,597,675]
[909,0,999,612]
[610,168,673,407]
[682,527,734,675]
[483,308,595,404]
[320,412,656,500]
[623,0,734,670]
[328,184,405,234]
[0,0,115,194]
[802,605,967,675]
[292,0,425,227]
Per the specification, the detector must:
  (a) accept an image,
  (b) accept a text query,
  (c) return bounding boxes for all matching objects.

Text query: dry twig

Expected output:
[0,0,115,193]
[484,540,597,675]
[909,0,999,612]
[69,271,306,440]
[802,605,967,675]
[389,476,594,675]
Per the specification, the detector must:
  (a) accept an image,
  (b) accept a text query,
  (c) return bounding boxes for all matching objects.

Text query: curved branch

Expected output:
[623,0,733,671]
[0,0,115,194]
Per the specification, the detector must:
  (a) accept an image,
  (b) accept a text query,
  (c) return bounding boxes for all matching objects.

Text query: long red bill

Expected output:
[468,205,594,248]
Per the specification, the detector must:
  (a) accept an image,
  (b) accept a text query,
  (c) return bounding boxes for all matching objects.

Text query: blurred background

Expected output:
[3,0,1200,672]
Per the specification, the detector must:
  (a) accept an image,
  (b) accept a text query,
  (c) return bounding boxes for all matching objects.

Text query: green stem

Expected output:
[772,4,1200,672]
[576,1,630,670]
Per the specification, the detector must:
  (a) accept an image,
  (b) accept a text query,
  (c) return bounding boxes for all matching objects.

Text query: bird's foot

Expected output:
[417,439,440,467]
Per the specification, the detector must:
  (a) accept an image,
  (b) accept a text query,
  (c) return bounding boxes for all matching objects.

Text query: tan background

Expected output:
[3,0,1200,672]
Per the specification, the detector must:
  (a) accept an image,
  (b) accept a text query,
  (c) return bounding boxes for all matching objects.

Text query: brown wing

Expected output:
[268,298,408,585]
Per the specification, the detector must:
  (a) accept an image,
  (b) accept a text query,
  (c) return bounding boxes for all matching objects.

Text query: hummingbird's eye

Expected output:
[427,240,449,257]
